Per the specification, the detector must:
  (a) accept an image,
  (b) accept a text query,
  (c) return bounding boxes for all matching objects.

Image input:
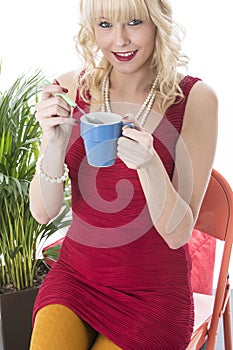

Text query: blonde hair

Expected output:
[75,0,189,113]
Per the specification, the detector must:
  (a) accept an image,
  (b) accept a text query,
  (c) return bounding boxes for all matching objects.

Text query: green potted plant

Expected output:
[0,69,71,350]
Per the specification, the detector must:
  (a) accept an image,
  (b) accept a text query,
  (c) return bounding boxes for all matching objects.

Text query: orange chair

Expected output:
[187,169,233,350]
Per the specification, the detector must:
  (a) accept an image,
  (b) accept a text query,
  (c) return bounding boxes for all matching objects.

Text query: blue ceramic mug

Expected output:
[80,112,123,167]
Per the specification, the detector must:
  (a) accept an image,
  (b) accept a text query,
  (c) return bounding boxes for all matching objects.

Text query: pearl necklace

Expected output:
[101,73,160,127]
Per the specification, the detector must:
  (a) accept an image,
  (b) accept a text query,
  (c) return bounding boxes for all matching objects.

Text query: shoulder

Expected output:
[179,74,217,101]
[56,70,79,102]
[188,80,218,107]
[183,79,218,130]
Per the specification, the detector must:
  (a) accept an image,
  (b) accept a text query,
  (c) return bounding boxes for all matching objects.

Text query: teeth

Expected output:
[116,51,135,57]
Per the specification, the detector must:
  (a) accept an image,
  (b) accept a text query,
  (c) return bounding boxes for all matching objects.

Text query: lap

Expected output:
[30,304,97,350]
[91,334,122,350]
[30,304,122,350]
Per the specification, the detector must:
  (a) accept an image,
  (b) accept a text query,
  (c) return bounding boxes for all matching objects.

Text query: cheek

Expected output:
[147,32,156,48]
[96,37,110,52]
[143,27,156,52]
[94,29,111,51]
[94,29,104,48]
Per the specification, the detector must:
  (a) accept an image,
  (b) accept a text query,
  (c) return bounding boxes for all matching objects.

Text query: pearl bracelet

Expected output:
[36,154,69,184]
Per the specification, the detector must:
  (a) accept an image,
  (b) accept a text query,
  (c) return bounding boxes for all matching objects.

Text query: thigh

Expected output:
[30,304,98,350]
[91,334,122,350]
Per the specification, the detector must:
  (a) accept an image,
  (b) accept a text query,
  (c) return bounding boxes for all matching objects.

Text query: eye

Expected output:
[99,21,112,28]
[128,19,142,26]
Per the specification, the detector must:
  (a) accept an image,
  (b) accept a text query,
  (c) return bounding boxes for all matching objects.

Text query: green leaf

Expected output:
[43,244,62,262]
[0,68,71,291]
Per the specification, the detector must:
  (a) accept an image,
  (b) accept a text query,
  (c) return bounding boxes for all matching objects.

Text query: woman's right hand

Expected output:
[35,79,76,145]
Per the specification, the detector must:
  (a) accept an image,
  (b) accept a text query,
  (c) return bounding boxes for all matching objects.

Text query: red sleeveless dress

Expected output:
[33,76,200,350]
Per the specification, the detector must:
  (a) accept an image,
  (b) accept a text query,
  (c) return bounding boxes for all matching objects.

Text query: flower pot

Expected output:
[0,287,39,350]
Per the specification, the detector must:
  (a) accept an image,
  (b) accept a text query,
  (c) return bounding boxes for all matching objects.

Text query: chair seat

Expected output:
[186,293,215,350]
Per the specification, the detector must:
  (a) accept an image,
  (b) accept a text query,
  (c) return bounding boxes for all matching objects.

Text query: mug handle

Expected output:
[121,122,135,129]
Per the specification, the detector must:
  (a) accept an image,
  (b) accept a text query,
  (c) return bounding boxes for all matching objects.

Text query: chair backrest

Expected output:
[194,169,233,347]
[195,169,233,242]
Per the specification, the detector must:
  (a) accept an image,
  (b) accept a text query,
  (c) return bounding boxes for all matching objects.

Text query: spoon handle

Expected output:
[85,116,104,124]
[44,80,86,115]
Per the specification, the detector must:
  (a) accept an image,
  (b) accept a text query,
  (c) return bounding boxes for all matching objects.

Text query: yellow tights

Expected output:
[30,304,122,350]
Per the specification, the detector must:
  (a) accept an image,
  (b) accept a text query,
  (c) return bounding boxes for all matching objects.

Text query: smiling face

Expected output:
[79,0,157,77]
[78,0,180,111]
[93,18,156,75]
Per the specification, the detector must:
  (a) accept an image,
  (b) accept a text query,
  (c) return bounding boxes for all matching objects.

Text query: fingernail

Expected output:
[62,87,69,93]
[53,79,60,85]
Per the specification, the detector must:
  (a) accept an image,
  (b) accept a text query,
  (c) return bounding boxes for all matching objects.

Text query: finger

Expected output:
[122,113,142,131]
[121,113,134,123]
[62,118,79,125]
[36,107,71,121]
[36,96,71,114]
[121,127,144,142]
[41,83,68,101]
[53,79,60,85]
[39,116,64,129]
[39,116,77,129]
[118,136,147,156]
[52,79,69,94]
[117,138,143,160]
[117,139,154,169]
[121,128,153,150]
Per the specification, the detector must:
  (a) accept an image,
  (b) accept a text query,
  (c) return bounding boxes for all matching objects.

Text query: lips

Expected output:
[112,50,138,62]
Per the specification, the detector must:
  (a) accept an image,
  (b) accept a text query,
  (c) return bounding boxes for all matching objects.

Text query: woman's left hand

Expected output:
[117,122,155,170]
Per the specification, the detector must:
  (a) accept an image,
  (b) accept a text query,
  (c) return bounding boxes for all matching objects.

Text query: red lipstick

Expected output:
[113,50,137,62]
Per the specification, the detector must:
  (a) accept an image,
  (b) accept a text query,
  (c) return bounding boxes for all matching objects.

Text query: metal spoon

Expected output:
[44,80,104,124]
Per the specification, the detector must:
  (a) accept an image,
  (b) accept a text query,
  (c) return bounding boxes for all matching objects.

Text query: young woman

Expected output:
[29,0,218,349]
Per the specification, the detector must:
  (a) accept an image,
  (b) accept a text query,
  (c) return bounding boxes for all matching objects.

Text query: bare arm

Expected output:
[29,71,77,224]
[118,81,218,249]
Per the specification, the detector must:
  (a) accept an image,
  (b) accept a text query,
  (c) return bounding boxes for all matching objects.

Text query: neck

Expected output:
[109,70,157,94]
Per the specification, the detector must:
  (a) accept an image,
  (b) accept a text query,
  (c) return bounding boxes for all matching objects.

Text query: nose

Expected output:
[114,24,130,47]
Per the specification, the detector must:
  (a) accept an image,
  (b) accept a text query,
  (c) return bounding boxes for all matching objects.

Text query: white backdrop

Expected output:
[1,1,233,287]
[0,0,232,186]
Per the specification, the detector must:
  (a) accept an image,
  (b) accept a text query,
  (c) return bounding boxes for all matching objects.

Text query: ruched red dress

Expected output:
[33,76,200,350]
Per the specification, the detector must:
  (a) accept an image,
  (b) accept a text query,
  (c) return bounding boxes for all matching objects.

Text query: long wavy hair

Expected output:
[75,0,189,113]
